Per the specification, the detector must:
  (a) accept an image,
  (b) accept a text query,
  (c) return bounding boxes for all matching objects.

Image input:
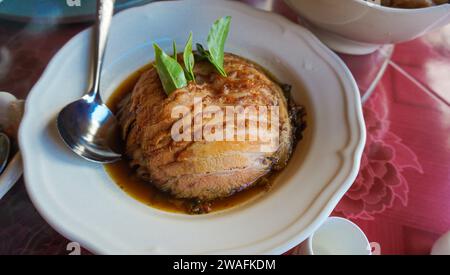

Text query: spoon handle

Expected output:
[89,0,116,100]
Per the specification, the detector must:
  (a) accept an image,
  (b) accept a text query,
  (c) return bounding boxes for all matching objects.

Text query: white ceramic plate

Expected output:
[19,0,365,254]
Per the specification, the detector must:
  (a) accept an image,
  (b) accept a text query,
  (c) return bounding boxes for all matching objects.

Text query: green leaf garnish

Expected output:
[152,16,232,96]
[172,41,178,62]
[183,32,195,82]
[153,43,187,95]
[206,16,231,77]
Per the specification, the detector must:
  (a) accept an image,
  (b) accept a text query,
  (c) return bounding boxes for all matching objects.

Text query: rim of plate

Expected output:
[19,0,366,254]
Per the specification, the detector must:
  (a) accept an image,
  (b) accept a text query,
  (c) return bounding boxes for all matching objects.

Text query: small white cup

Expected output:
[297,217,373,255]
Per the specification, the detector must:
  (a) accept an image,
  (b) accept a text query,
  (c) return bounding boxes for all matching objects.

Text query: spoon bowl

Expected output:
[0,132,10,174]
[57,95,122,163]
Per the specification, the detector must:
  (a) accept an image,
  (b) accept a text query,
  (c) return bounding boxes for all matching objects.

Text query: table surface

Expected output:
[0,0,449,255]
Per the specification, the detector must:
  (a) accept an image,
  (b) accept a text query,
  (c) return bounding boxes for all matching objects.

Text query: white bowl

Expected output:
[19,0,365,254]
[284,0,450,54]
[0,92,23,200]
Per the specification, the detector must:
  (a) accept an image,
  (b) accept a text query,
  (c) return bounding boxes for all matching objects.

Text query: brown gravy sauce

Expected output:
[104,64,274,214]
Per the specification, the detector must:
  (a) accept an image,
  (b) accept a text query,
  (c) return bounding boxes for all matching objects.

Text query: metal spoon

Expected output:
[0,132,10,174]
[57,0,122,163]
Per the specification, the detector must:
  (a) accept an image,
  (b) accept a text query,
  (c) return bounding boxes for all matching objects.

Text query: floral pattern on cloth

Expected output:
[334,91,423,220]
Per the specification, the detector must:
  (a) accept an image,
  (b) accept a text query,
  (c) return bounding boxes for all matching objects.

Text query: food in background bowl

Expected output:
[106,17,306,214]
[372,0,448,8]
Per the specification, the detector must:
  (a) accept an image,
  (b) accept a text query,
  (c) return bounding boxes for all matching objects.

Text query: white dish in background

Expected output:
[296,217,372,255]
[432,231,450,255]
[0,92,23,200]
[19,0,365,254]
[284,0,450,54]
